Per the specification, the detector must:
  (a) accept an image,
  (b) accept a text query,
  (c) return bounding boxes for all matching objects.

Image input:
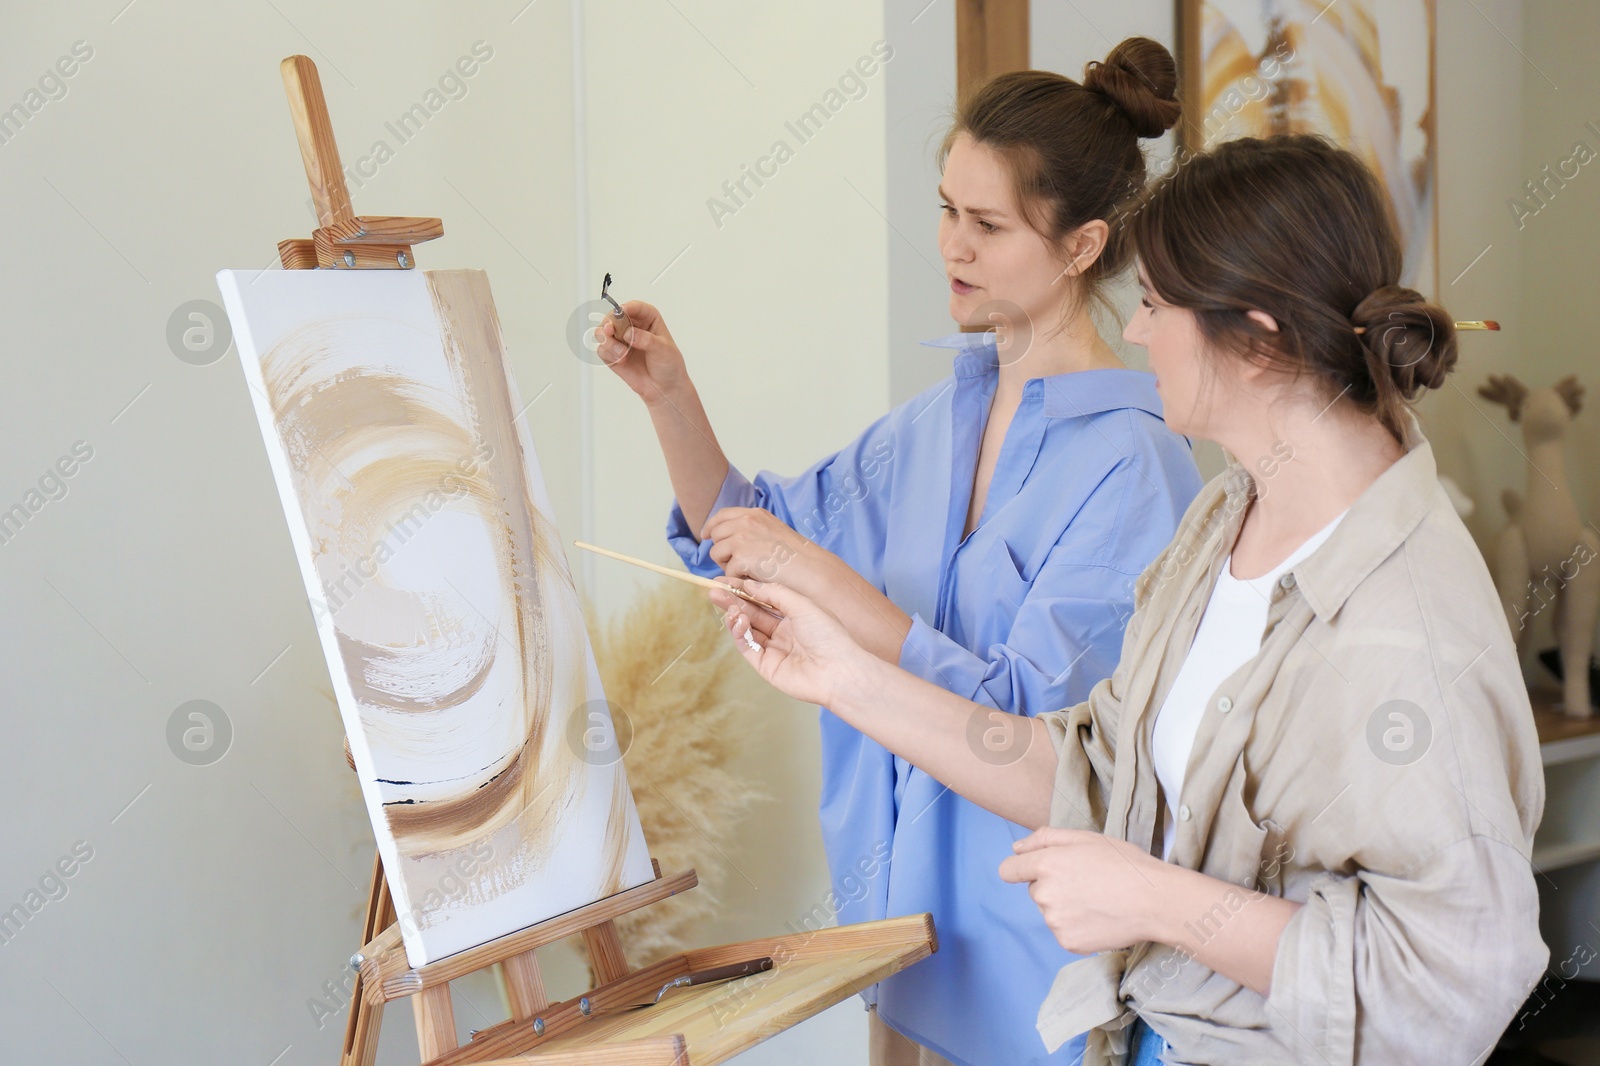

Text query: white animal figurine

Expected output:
[1478,374,1600,718]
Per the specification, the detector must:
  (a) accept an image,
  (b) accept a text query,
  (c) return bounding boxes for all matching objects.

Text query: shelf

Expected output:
[1531,690,1600,766]
[436,914,937,1065]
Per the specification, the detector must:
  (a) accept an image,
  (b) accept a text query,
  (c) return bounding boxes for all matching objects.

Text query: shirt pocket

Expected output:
[981,539,1032,615]
[1254,817,1294,897]
[1206,763,1287,895]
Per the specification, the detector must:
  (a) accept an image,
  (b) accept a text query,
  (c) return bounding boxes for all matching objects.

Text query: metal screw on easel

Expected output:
[343,250,356,267]
[349,951,364,971]
[533,1017,546,1036]
[398,251,411,268]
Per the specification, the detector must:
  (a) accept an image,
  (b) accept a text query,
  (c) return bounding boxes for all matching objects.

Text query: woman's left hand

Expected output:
[998,827,1168,954]
[700,508,830,590]
[701,507,911,660]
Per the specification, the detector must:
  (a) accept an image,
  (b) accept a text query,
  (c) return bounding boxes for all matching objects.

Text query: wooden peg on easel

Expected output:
[276,55,444,270]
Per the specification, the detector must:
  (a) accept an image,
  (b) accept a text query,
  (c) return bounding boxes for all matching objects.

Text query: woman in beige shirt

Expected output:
[712,134,1549,1065]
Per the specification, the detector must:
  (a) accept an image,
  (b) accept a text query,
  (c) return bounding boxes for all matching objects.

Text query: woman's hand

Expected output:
[998,827,1167,955]
[710,579,877,710]
[595,300,690,403]
[701,508,819,587]
[702,508,913,662]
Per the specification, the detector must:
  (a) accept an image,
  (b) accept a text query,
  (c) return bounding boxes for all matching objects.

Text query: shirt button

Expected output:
[1178,805,1192,821]
[1216,696,1233,713]
[1279,572,1297,590]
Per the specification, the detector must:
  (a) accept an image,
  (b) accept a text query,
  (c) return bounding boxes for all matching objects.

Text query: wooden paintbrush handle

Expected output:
[572,540,782,613]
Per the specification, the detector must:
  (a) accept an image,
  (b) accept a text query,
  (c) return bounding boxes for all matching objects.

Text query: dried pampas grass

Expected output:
[580,579,766,966]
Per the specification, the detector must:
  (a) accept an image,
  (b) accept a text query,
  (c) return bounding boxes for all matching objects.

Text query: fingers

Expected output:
[592,318,636,369]
[1012,827,1089,854]
[713,588,779,635]
[594,307,663,364]
[739,577,803,618]
[735,600,781,638]
[598,329,640,365]
[724,605,765,654]
[998,851,1043,884]
[714,582,779,635]
[699,506,758,542]
[620,323,656,352]
[709,590,778,641]
[619,299,659,330]
[597,335,630,367]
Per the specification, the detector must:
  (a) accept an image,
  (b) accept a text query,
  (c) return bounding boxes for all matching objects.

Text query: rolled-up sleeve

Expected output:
[665,465,758,577]
[1266,834,1548,1065]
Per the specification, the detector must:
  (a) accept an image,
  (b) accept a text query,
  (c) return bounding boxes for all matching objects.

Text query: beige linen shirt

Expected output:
[1036,413,1548,1065]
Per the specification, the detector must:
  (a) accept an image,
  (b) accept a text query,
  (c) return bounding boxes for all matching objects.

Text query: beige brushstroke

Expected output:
[256,283,584,868]
[256,294,563,870]
[596,764,636,899]
[263,345,511,735]
[418,270,596,858]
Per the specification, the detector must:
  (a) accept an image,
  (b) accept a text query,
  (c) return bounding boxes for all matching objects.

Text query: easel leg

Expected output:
[501,949,547,1020]
[343,851,395,1066]
[581,920,631,985]
[413,984,458,1059]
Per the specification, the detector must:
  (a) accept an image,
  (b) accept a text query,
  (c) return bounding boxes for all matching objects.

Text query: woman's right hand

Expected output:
[710,579,877,710]
[596,300,690,403]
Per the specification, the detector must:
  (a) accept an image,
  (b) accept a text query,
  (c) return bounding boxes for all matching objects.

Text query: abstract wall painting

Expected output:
[218,267,655,966]
[1178,0,1438,295]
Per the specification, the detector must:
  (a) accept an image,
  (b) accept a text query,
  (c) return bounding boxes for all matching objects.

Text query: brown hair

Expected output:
[1126,134,1456,442]
[937,38,1181,321]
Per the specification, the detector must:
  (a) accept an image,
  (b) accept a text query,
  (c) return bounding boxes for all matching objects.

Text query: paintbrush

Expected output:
[573,540,781,614]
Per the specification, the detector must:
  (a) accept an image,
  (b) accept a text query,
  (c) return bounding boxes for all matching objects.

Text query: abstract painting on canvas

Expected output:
[217,267,655,966]
[1177,0,1438,295]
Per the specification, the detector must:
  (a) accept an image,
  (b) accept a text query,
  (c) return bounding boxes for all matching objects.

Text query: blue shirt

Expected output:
[666,331,1203,1066]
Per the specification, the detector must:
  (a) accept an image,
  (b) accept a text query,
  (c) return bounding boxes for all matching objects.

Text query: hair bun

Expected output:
[1083,37,1181,139]
[1351,285,1458,396]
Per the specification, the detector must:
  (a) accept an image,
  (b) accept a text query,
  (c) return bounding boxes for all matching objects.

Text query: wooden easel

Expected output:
[273,56,935,1066]
[276,55,443,269]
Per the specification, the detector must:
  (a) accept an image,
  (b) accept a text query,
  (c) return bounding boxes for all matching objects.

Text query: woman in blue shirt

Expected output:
[597,38,1202,1066]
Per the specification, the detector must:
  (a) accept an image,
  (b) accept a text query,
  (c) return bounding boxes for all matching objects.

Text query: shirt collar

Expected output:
[920,330,998,378]
[1218,409,1438,621]
[918,330,1166,422]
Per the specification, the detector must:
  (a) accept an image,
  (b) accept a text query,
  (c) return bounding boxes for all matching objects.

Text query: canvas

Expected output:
[217,267,655,966]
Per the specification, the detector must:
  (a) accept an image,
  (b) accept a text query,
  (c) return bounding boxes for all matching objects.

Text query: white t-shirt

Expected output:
[1151,508,1349,862]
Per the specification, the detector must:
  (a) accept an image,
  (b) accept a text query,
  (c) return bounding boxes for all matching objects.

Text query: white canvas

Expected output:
[217,267,655,966]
